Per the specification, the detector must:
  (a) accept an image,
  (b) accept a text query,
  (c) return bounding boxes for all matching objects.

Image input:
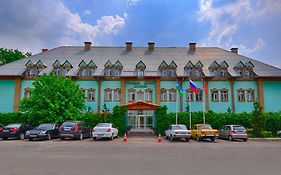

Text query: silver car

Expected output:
[219,125,248,142]
[277,131,281,138]
[92,123,118,140]
[165,124,191,142]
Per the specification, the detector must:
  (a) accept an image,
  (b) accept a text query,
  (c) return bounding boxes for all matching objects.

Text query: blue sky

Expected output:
[0,0,281,67]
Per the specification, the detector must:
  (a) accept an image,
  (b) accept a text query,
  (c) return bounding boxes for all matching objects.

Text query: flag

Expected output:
[202,79,208,94]
[189,80,199,94]
[176,80,183,97]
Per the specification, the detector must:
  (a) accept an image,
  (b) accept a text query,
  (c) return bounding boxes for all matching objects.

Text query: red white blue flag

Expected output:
[189,80,199,94]
[202,79,208,94]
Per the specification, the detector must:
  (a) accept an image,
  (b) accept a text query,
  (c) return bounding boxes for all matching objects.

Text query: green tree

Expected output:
[20,73,85,125]
[252,101,264,137]
[0,48,31,66]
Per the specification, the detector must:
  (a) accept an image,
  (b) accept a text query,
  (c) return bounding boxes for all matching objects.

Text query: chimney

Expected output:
[42,48,48,53]
[230,48,238,54]
[84,42,92,50]
[148,42,155,52]
[189,43,196,52]
[126,41,132,52]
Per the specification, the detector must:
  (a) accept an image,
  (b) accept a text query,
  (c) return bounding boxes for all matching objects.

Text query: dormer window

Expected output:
[53,60,62,76]
[184,61,203,78]
[62,60,72,76]
[24,60,46,77]
[104,60,122,77]
[159,61,177,77]
[234,61,255,78]
[209,61,229,78]
[78,60,97,77]
[136,61,146,77]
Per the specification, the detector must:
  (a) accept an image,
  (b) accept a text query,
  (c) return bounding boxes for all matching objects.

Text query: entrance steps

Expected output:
[128,129,155,137]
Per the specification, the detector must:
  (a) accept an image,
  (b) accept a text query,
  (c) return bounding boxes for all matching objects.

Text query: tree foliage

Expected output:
[20,73,85,125]
[0,48,31,66]
[252,101,265,137]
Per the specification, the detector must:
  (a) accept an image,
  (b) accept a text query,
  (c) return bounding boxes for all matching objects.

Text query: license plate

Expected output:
[64,128,71,131]
[30,135,37,137]
[206,134,214,137]
[3,130,9,132]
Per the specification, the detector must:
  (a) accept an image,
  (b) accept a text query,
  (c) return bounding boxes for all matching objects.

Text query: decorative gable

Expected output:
[220,61,229,68]
[169,61,177,68]
[195,61,203,68]
[52,60,61,68]
[185,61,194,69]
[136,61,146,70]
[245,61,254,68]
[78,60,87,68]
[209,61,220,68]
[35,60,46,68]
[234,61,245,68]
[25,60,34,68]
[114,60,123,69]
[88,60,97,68]
[158,60,169,69]
[104,60,113,68]
[62,60,73,68]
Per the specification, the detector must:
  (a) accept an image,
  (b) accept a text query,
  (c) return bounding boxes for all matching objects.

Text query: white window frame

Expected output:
[211,90,219,102]
[113,89,120,101]
[87,89,95,102]
[221,90,228,102]
[104,89,112,102]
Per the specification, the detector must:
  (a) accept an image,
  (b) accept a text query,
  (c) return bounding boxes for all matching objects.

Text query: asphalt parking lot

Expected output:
[0,137,281,175]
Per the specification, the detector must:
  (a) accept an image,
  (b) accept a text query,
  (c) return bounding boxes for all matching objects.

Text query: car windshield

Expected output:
[198,125,212,129]
[172,125,187,130]
[96,123,111,127]
[61,122,76,127]
[233,126,245,130]
[37,124,54,130]
[6,124,21,128]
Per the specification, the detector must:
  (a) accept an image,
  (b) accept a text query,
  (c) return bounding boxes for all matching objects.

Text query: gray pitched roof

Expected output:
[0,46,281,77]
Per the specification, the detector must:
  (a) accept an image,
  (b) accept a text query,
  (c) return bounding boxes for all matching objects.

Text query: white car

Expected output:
[165,124,191,142]
[92,123,118,140]
[277,130,281,138]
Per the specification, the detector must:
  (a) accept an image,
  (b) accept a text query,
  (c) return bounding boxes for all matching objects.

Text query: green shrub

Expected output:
[261,131,273,138]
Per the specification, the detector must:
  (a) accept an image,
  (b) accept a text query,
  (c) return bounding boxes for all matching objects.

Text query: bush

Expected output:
[261,131,273,138]
[0,113,28,125]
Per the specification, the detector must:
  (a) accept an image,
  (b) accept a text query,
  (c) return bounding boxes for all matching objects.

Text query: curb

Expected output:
[249,138,281,142]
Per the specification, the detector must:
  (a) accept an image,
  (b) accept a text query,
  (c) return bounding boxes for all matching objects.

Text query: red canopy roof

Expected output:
[125,101,159,110]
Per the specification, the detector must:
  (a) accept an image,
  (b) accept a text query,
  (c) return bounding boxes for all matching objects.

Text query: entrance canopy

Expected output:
[125,101,159,110]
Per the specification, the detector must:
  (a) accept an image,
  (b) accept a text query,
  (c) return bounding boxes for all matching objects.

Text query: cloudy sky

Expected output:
[0,0,281,67]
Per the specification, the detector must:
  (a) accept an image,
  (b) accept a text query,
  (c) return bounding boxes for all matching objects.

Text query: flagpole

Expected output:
[189,95,192,130]
[176,90,178,125]
[202,90,205,124]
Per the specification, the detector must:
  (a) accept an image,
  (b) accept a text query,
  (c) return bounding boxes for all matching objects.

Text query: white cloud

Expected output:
[83,9,92,16]
[198,0,281,52]
[0,0,126,54]
[239,38,265,54]
[127,0,140,6]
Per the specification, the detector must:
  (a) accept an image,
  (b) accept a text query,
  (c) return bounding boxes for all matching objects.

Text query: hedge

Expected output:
[155,106,281,137]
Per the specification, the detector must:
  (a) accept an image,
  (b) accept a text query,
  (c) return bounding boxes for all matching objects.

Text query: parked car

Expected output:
[277,130,281,138]
[191,124,218,142]
[165,124,191,142]
[218,125,248,142]
[0,124,4,130]
[92,123,118,140]
[0,123,32,140]
[59,121,91,140]
[26,123,60,141]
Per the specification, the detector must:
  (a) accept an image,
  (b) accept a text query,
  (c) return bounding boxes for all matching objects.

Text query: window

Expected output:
[195,90,203,102]
[114,69,121,76]
[113,89,121,101]
[89,68,95,76]
[137,91,144,101]
[160,89,167,102]
[104,89,112,102]
[186,89,193,102]
[63,68,70,76]
[104,69,111,76]
[54,68,61,76]
[145,89,153,102]
[137,69,144,77]
[211,89,219,102]
[169,89,177,101]
[247,89,255,102]
[185,68,192,77]
[26,68,34,76]
[80,68,87,76]
[221,89,229,102]
[24,88,32,98]
[128,89,136,102]
[87,89,95,102]
[220,69,228,77]
[194,69,201,77]
[238,89,245,102]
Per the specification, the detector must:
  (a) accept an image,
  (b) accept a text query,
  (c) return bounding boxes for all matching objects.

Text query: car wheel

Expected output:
[228,135,233,141]
[19,133,25,140]
[185,138,190,142]
[278,134,281,138]
[29,138,33,141]
[47,133,51,140]
[79,133,83,140]
[93,137,96,140]
[60,137,65,140]
[165,135,168,139]
[210,137,216,142]
[196,136,200,141]
[110,134,114,141]
[2,137,8,140]
[170,135,174,141]
[243,138,248,142]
